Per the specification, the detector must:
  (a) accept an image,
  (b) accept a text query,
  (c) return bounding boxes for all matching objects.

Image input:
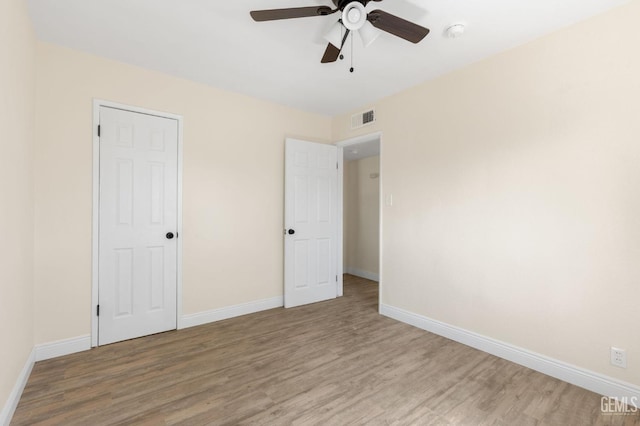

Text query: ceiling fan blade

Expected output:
[321,44,341,63]
[321,29,350,63]
[251,6,335,22]
[367,9,429,43]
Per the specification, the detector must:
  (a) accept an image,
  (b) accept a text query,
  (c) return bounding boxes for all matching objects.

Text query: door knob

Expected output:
[288,229,295,235]
[166,232,174,239]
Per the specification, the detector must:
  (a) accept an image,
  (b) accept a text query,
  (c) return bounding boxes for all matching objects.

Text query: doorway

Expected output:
[91,100,184,347]
[337,133,382,304]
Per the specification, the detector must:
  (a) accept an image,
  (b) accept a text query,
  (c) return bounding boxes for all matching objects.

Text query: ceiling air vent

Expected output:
[351,108,376,130]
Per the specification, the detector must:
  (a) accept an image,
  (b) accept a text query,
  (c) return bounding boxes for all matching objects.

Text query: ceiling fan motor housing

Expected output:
[342,2,367,30]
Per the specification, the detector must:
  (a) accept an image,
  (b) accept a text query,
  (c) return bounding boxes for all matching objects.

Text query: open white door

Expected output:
[98,106,178,345]
[284,138,338,308]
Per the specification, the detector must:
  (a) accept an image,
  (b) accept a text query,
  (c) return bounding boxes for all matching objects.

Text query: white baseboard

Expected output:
[1,348,35,426]
[380,303,640,405]
[35,335,91,362]
[33,298,284,360]
[345,267,379,282]
[0,297,277,424]
[180,296,284,329]
[1,336,91,424]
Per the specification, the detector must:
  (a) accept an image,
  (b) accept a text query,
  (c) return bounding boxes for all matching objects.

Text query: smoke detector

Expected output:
[445,24,465,38]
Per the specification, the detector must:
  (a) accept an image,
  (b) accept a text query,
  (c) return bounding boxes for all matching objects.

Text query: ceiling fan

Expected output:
[250,0,430,65]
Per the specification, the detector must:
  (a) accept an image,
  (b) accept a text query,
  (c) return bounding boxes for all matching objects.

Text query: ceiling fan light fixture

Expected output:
[324,20,343,47]
[358,20,381,47]
[250,2,432,65]
[342,2,366,31]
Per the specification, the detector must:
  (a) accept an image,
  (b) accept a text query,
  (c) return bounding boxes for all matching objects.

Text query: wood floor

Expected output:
[12,275,640,425]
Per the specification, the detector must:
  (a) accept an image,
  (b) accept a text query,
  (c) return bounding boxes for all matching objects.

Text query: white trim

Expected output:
[335,131,382,148]
[344,267,379,282]
[336,147,344,297]
[91,101,100,347]
[378,135,384,306]
[176,110,185,330]
[180,296,284,329]
[381,303,640,404]
[35,335,91,362]
[0,348,35,426]
[91,99,184,347]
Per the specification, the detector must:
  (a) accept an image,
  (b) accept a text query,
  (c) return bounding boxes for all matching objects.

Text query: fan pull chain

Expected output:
[350,31,354,73]
[339,21,345,61]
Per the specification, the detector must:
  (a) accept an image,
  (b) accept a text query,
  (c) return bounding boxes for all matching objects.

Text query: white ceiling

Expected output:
[344,138,380,161]
[27,0,629,116]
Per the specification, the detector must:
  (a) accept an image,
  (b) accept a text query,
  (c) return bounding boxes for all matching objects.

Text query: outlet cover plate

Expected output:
[611,347,627,368]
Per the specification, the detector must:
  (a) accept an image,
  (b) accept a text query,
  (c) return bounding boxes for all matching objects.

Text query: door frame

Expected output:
[91,99,184,347]
[336,131,383,301]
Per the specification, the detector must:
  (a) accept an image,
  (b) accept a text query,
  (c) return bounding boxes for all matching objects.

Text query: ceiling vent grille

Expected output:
[351,108,376,130]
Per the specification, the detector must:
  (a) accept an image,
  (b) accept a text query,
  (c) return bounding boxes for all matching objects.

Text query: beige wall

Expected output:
[4,1,638,416]
[344,156,379,277]
[333,1,640,386]
[33,43,331,344]
[0,0,36,415]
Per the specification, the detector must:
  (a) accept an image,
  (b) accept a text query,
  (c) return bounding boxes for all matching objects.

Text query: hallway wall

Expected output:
[344,156,380,280]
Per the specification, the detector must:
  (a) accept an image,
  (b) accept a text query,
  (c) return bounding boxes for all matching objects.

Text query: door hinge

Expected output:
[97,125,101,137]
[336,162,339,170]
[336,275,338,282]
[96,305,100,316]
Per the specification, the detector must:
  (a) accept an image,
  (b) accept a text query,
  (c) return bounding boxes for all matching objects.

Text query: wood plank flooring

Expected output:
[12,275,640,425]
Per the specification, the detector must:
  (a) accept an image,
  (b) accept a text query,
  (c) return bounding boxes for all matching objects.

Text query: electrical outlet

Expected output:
[611,347,627,368]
